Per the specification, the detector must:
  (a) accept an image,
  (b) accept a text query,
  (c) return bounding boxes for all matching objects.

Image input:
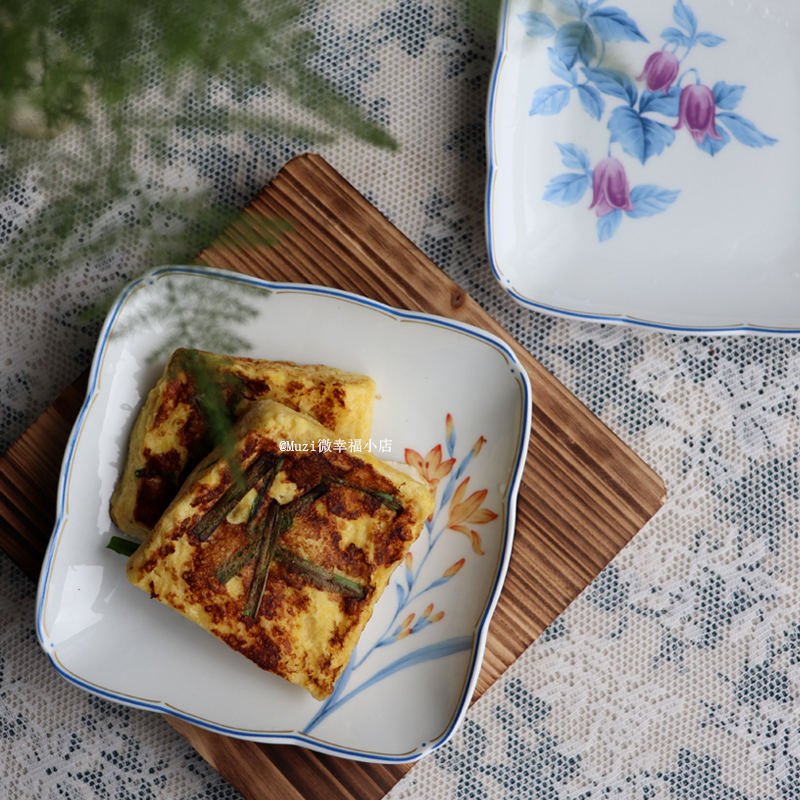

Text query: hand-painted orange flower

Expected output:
[443,558,465,579]
[446,413,454,444]
[470,436,486,458]
[405,444,455,493]
[396,606,444,640]
[446,477,498,555]
[397,612,416,640]
[421,603,444,624]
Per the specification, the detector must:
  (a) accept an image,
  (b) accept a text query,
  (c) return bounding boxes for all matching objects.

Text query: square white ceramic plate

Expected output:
[35,266,531,763]
[487,0,800,334]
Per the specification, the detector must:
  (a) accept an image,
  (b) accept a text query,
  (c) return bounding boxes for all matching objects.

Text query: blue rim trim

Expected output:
[484,0,800,337]
[34,264,533,763]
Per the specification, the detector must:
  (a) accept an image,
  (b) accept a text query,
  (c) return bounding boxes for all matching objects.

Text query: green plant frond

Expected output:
[0,0,398,293]
[0,0,396,145]
[109,273,271,470]
[109,272,266,364]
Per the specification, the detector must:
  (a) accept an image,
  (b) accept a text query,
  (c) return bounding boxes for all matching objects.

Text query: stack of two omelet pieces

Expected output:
[111,349,434,700]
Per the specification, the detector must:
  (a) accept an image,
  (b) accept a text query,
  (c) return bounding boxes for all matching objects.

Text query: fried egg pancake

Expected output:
[125,399,435,700]
[110,349,376,539]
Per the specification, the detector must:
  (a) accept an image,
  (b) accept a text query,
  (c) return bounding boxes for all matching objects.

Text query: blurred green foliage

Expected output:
[0,0,398,290]
[0,0,501,291]
[0,0,396,145]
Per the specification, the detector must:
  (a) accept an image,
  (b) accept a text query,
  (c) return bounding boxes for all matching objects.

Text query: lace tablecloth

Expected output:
[3,2,799,799]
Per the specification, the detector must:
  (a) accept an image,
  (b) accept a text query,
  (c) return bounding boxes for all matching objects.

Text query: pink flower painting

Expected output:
[673,83,723,144]
[530,0,776,241]
[638,51,680,94]
[589,157,635,217]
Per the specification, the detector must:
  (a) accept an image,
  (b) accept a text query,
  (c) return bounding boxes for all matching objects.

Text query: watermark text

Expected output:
[278,438,393,455]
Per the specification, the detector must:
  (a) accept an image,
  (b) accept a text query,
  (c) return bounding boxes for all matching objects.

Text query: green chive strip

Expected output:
[321,475,403,513]
[220,470,280,582]
[216,537,262,585]
[214,480,327,585]
[275,482,329,535]
[215,477,276,585]
[246,459,282,530]
[274,547,367,600]
[192,452,279,542]
[107,536,140,557]
[243,501,280,617]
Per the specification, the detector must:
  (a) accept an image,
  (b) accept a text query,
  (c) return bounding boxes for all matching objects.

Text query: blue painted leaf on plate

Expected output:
[695,32,725,47]
[304,638,473,731]
[626,185,680,218]
[717,112,778,147]
[660,26,693,48]
[555,142,591,171]
[550,0,587,18]
[696,124,730,156]
[673,0,698,36]
[577,83,604,119]
[530,85,572,115]
[609,106,675,163]
[548,47,578,85]
[712,82,744,111]
[555,21,597,69]
[587,6,647,43]
[582,66,637,106]
[597,208,622,241]
[639,86,681,116]
[518,11,556,38]
[543,173,591,206]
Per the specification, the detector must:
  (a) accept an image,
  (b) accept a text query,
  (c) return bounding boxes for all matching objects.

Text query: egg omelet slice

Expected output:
[110,348,376,539]
[125,399,435,700]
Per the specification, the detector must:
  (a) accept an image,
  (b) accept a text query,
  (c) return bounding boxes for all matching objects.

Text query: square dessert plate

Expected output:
[487,0,800,334]
[35,266,532,763]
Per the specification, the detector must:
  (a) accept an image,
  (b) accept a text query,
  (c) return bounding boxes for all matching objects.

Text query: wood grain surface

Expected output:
[0,153,665,800]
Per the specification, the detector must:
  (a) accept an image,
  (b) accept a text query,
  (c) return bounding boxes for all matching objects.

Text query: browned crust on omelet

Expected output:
[110,348,376,538]
[126,399,434,699]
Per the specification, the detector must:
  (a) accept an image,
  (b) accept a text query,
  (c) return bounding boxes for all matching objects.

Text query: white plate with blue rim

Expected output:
[35,265,532,763]
[487,0,800,334]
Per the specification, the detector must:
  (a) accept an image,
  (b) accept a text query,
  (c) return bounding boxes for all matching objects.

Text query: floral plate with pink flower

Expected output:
[487,0,800,333]
[35,266,532,763]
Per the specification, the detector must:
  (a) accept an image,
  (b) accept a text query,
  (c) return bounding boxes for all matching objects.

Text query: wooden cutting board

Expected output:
[0,153,665,800]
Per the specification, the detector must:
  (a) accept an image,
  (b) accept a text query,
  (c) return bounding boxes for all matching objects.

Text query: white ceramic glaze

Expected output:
[35,266,532,763]
[487,0,800,334]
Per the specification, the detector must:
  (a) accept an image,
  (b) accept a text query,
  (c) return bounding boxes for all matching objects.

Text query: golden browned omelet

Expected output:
[110,349,376,539]
[125,399,435,700]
